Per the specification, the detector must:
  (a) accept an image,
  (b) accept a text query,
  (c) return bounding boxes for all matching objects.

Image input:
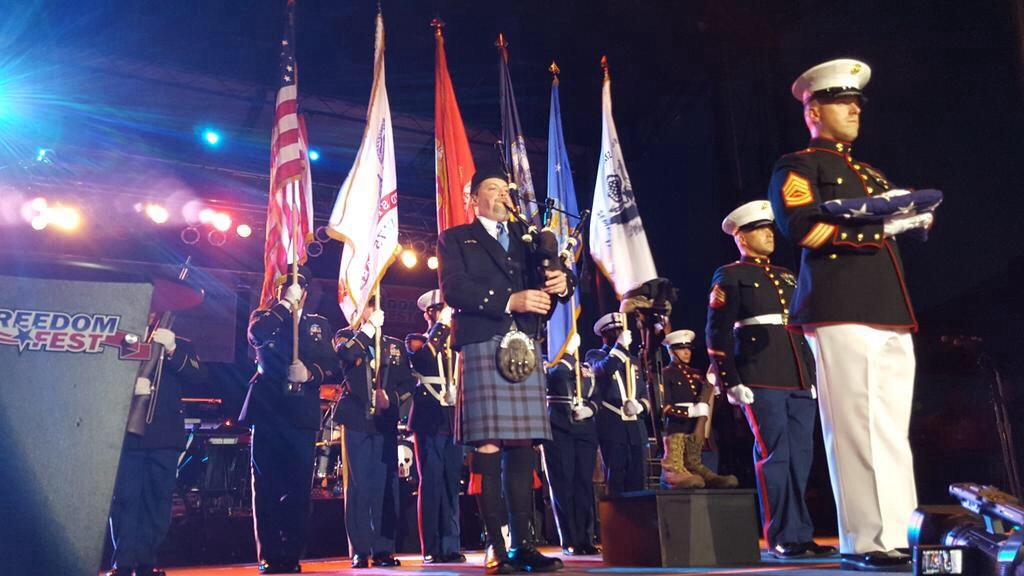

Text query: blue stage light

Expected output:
[202,129,221,146]
[35,148,52,163]
[308,149,320,162]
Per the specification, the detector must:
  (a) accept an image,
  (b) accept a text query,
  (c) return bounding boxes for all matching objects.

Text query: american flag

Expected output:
[259,0,314,309]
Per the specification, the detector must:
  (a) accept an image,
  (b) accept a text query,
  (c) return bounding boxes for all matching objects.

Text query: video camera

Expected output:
[909,483,1024,575]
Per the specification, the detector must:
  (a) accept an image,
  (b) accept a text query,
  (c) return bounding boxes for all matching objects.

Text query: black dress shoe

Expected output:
[576,544,601,556]
[423,554,441,564]
[800,541,838,556]
[841,551,912,572]
[772,542,808,558]
[258,560,302,574]
[371,552,401,567]
[562,546,577,556]
[485,545,516,575]
[510,545,564,572]
[441,552,467,563]
[103,568,130,576]
[350,554,370,569]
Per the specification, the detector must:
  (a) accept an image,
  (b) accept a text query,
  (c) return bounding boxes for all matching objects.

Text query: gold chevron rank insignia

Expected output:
[781,172,813,208]
[799,222,837,249]
[709,284,727,309]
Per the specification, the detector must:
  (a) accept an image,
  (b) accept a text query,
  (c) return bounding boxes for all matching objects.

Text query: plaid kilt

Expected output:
[456,335,552,444]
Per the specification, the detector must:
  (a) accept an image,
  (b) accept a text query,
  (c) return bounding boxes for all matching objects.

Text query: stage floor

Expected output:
[115,542,914,575]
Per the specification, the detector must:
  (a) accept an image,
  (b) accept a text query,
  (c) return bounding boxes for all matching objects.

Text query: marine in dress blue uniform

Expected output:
[333,300,415,569]
[107,329,204,576]
[768,60,935,571]
[405,289,466,565]
[239,266,340,575]
[706,201,833,559]
[437,168,573,574]
[540,333,600,556]
[659,330,738,490]
[585,312,652,495]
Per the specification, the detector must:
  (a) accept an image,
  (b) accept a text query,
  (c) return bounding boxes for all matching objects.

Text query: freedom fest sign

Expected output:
[0,308,133,354]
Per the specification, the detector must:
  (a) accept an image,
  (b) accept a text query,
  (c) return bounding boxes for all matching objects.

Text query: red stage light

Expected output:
[236,223,253,238]
[211,212,232,232]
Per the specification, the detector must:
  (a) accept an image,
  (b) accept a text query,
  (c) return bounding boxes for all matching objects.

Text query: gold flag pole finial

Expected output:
[549,60,560,77]
[601,55,610,81]
[495,32,507,50]
[430,16,445,36]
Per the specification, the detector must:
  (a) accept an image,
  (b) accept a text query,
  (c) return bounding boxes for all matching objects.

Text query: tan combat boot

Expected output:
[684,434,739,488]
[659,433,705,489]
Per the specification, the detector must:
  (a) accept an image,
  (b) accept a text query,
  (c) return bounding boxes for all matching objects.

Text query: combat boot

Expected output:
[684,433,738,488]
[659,433,705,489]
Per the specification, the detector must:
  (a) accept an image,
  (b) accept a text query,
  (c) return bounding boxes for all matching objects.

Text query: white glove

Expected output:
[287,361,311,383]
[689,402,711,418]
[151,327,176,355]
[360,309,386,337]
[134,376,152,396]
[616,328,632,349]
[443,387,457,406]
[282,283,304,307]
[623,398,643,416]
[374,388,391,411]
[438,306,453,327]
[572,404,594,421]
[877,188,912,199]
[883,212,934,238]
[565,333,581,355]
[726,384,755,406]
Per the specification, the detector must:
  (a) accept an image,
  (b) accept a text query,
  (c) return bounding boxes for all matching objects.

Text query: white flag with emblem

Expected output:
[589,63,657,297]
[327,13,400,325]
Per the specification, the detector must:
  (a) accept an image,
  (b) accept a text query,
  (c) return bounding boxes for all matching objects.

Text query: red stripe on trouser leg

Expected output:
[743,404,773,546]
[468,472,483,496]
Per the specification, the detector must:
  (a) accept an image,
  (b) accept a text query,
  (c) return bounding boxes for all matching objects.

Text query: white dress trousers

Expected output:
[804,324,918,555]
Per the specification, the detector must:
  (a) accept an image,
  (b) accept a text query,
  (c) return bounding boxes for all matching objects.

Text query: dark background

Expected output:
[2,0,1021,531]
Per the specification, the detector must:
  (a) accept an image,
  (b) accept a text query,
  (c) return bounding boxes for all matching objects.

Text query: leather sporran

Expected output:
[496,330,537,382]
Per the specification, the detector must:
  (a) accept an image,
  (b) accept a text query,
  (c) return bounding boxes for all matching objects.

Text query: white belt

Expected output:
[601,400,637,421]
[734,313,786,328]
[413,373,453,405]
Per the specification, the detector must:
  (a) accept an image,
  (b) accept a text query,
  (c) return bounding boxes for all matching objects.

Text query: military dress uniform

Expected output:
[240,296,339,573]
[659,330,739,491]
[706,212,819,552]
[585,314,652,495]
[405,290,464,563]
[109,336,203,576]
[334,326,415,566]
[541,353,599,554]
[768,60,922,561]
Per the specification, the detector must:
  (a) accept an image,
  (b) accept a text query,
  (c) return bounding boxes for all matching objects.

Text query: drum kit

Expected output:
[315,385,418,497]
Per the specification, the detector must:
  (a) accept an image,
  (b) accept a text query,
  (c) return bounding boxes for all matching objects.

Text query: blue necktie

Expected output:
[496,222,509,251]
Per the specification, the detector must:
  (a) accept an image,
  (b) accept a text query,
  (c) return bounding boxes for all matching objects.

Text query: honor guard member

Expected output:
[240,266,340,575]
[541,333,601,556]
[405,289,466,565]
[586,312,651,495]
[438,166,574,574]
[107,326,204,576]
[333,299,415,569]
[706,201,834,559]
[659,330,738,490]
[767,60,934,571]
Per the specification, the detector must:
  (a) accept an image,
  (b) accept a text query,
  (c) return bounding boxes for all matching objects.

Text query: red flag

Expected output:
[259,0,314,308]
[433,19,475,233]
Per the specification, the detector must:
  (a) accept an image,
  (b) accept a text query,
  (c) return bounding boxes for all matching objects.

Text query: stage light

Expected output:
[30,215,48,230]
[30,197,47,211]
[198,208,215,224]
[236,223,252,238]
[145,204,169,224]
[401,248,418,269]
[211,212,232,232]
[180,226,200,245]
[202,129,221,146]
[308,149,320,162]
[208,230,226,246]
[35,148,51,162]
[49,206,81,231]
[427,256,439,270]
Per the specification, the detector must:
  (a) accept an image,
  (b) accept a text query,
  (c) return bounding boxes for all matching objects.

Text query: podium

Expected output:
[599,488,761,567]
[0,274,153,576]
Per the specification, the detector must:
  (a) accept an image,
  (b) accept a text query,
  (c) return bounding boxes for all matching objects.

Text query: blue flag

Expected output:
[545,71,582,367]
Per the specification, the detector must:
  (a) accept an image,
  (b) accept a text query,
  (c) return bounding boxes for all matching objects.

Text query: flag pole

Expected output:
[290,182,300,366]
[370,284,382,416]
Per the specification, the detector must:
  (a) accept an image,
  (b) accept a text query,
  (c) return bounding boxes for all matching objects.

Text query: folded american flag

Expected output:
[820,188,943,242]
